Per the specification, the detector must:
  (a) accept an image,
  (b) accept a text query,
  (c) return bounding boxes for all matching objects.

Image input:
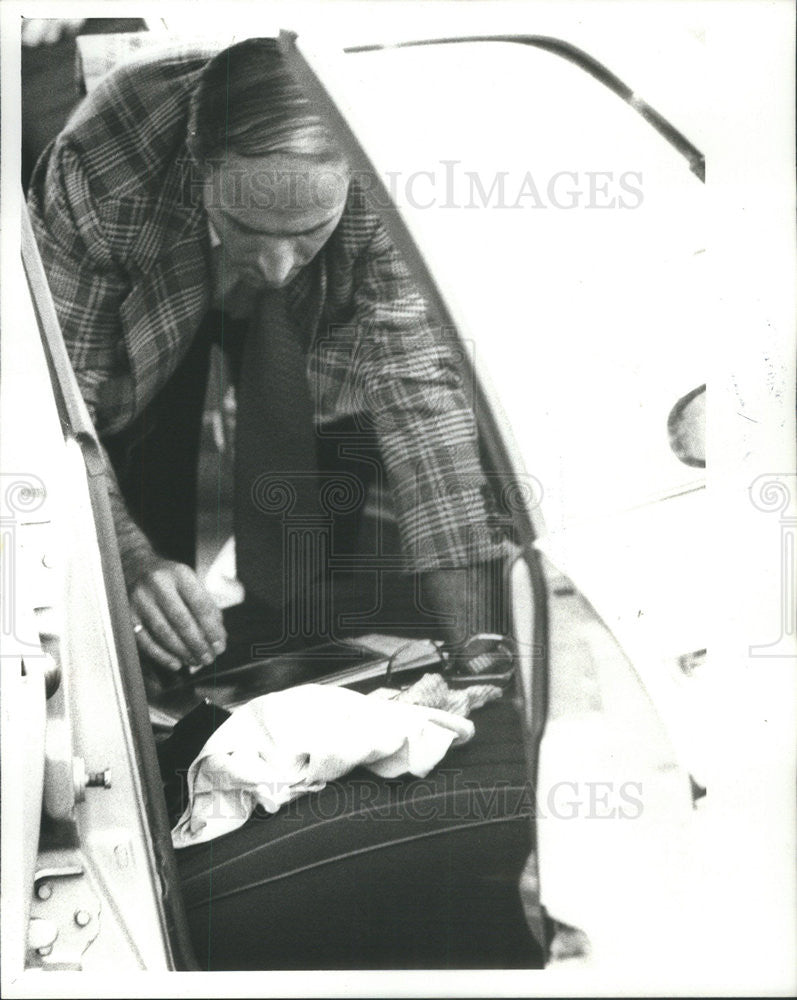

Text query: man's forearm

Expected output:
[100,441,157,585]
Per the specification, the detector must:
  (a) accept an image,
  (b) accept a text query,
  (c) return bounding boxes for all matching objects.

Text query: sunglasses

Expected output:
[384,633,515,690]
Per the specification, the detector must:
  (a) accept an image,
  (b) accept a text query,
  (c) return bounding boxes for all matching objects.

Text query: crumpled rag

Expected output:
[172,676,501,848]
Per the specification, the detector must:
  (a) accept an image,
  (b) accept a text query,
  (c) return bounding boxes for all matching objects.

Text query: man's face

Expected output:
[202,151,350,293]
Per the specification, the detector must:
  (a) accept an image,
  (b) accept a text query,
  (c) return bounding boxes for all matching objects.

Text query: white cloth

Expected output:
[171,682,479,849]
[371,672,502,716]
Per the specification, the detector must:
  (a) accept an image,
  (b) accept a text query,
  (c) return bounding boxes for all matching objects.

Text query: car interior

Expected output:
[13,19,707,976]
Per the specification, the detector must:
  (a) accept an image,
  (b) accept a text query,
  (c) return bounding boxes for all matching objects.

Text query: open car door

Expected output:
[1,210,197,977]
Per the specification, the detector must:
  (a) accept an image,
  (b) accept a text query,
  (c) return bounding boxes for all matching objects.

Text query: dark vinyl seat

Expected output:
[175,694,540,970]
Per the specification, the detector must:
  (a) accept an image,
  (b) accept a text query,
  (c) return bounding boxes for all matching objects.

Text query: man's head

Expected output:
[188,38,350,291]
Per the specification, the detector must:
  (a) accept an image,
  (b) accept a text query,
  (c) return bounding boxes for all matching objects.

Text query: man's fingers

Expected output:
[173,565,227,654]
[133,621,183,673]
[128,558,225,670]
[134,589,201,666]
[151,571,219,665]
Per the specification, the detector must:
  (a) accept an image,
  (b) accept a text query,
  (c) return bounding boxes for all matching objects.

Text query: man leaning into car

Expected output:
[28,37,514,675]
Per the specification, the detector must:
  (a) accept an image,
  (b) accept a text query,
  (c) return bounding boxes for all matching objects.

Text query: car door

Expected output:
[0,210,197,978]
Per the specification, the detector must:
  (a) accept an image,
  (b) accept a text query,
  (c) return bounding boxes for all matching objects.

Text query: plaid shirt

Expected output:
[28,43,510,572]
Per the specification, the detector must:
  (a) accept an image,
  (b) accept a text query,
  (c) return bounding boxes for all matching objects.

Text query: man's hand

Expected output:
[126,552,227,673]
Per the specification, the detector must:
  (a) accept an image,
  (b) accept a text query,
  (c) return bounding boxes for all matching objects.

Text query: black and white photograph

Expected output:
[1,1,794,996]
